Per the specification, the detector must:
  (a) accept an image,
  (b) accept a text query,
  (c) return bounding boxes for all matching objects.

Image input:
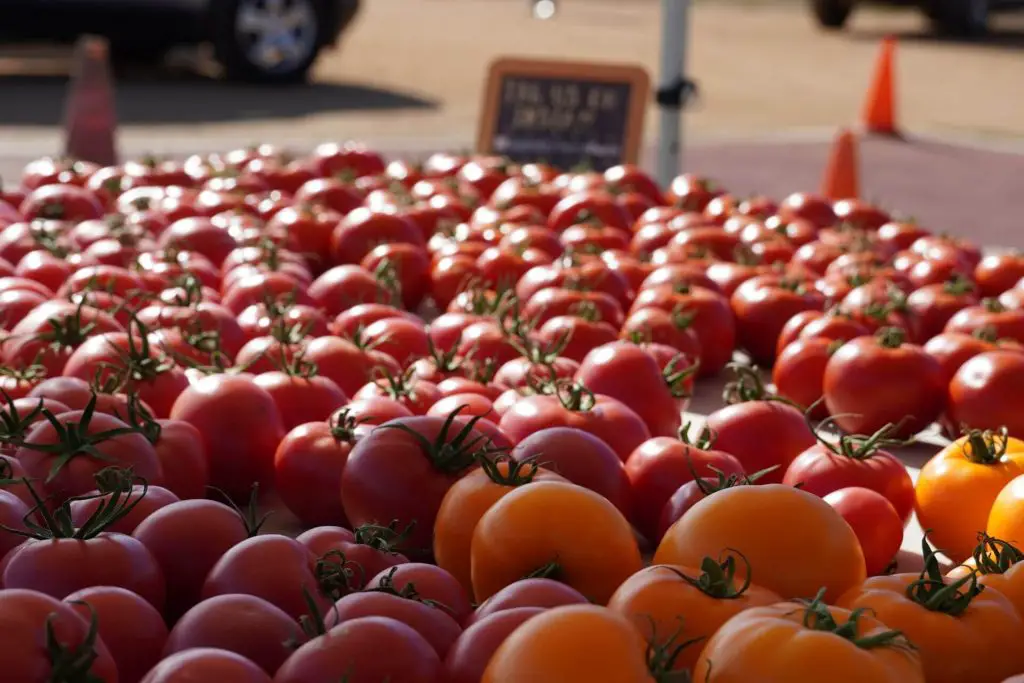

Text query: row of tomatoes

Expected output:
[0,144,1023,682]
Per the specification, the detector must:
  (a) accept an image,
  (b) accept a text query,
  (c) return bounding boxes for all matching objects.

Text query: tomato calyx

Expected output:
[659,549,753,599]
[905,533,983,615]
[329,409,366,445]
[970,533,1024,575]
[721,363,801,409]
[102,317,177,386]
[663,354,698,400]
[644,620,701,683]
[809,412,913,461]
[379,406,497,475]
[551,379,597,412]
[971,325,999,344]
[524,558,564,582]
[0,362,47,383]
[315,549,362,600]
[478,452,542,487]
[47,601,106,682]
[368,366,426,403]
[874,326,906,349]
[11,394,146,485]
[982,297,1006,313]
[0,393,49,446]
[352,519,414,555]
[210,483,271,538]
[371,259,404,305]
[452,280,516,317]
[732,244,762,267]
[293,587,331,643]
[2,472,147,541]
[797,588,913,651]
[37,299,99,352]
[942,275,976,297]
[960,427,1013,465]
[422,336,467,378]
[91,465,136,495]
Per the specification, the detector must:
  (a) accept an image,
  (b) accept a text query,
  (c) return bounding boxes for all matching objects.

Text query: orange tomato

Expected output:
[948,533,1024,618]
[692,595,925,682]
[481,604,654,683]
[988,473,1024,552]
[837,536,1024,683]
[607,552,780,675]
[470,480,643,605]
[654,483,865,601]
[433,456,563,595]
[915,429,1024,563]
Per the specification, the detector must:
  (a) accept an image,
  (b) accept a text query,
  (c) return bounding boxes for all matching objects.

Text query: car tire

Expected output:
[926,0,990,37]
[810,0,854,29]
[212,0,325,84]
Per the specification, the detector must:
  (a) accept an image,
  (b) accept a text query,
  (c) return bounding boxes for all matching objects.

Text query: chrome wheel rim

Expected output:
[235,0,317,73]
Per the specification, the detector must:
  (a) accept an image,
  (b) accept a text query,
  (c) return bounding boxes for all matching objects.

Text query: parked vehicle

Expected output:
[0,0,362,83]
[810,0,1023,37]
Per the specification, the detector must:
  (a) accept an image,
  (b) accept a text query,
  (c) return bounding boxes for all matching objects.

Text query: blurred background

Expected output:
[0,0,1022,237]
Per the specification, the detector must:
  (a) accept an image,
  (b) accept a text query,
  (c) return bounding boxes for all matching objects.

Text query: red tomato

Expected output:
[824,487,904,576]
[170,374,286,501]
[274,616,441,683]
[140,648,272,683]
[252,371,348,431]
[782,422,915,524]
[772,337,841,419]
[443,607,545,683]
[536,315,619,363]
[656,466,776,540]
[906,278,980,341]
[547,191,631,233]
[325,591,462,659]
[624,431,746,543]
[330,207,424,265]
[575,341,690,438]
[510,427,631,517]
[70,482,181,535]
[65,585,169,683]
[703,367,817,484]
[365,563,474,625]
[0,588,119,681]
[731,273,826,366]
[340,410,493,560]
[296,525,409,589]
[948,350,1024,437]
[823,327,945,439]
[499,383,652,462]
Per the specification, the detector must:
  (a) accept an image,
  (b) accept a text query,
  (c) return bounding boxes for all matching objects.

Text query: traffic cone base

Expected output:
[861,36,899,137]
[821,128,860,201]
[63,35,119,166]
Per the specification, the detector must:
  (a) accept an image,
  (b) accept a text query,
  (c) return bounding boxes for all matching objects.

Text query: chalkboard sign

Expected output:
[477,57,650,171]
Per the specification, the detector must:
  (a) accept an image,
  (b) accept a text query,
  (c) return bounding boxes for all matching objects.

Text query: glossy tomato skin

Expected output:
[273,420,355,527]
[948,351,1024,437]
[823,331,946,439]
[274,616,442,683]
[731,274,826,366]
[443,608,544,683]
[783,441,915,525]
[772,337,839,418]
[499,393,651,462]
[140,647,272,683]
[0,588,120,682]
[340,414,489,560]
[824,487,904,576]
[704,401,816,485]
[170,374,286,501]
[65,585,169,683]
[624,437,745,544]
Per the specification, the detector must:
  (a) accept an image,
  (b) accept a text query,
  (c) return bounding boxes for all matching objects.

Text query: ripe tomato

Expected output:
[170,374,285,501]
[0,588,120,681]
[976,252,1024,298]
[65,585,169,683]
[498,382,651,462]
[916,429,1024,563]
[296,524,408,590]
[330,207,424,265]
[469,578,588,625]
[823,327,945,439]
[656,466,776,541]
[140,648,272,683]
[443,607,545,683]
[692,597,924,682]
[731,273,826,366]
[341,410,492,560]
[824,487,904,576]
[656,484,865,601]
[949,351,1024,438]
[471,480,643,605]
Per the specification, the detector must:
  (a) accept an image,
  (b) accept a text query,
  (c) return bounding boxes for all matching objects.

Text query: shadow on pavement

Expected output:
[0,70,438,126]
[847,26,1024,49]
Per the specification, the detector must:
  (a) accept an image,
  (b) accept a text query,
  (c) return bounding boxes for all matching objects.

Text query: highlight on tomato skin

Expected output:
[0,145,1020,682]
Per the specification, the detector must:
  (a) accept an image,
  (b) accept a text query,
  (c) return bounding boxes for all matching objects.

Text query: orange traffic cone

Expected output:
[821,128,860,201]
[861,36,899,137]
[63,35,118,166]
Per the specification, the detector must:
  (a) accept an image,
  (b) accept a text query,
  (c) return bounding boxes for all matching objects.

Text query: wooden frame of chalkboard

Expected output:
[476,57,650,172]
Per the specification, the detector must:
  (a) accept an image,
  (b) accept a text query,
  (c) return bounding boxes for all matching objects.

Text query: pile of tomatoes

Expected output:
[3,144,1024,682]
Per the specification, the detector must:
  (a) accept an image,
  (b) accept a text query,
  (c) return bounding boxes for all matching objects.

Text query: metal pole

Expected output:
[656,0,690,188]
